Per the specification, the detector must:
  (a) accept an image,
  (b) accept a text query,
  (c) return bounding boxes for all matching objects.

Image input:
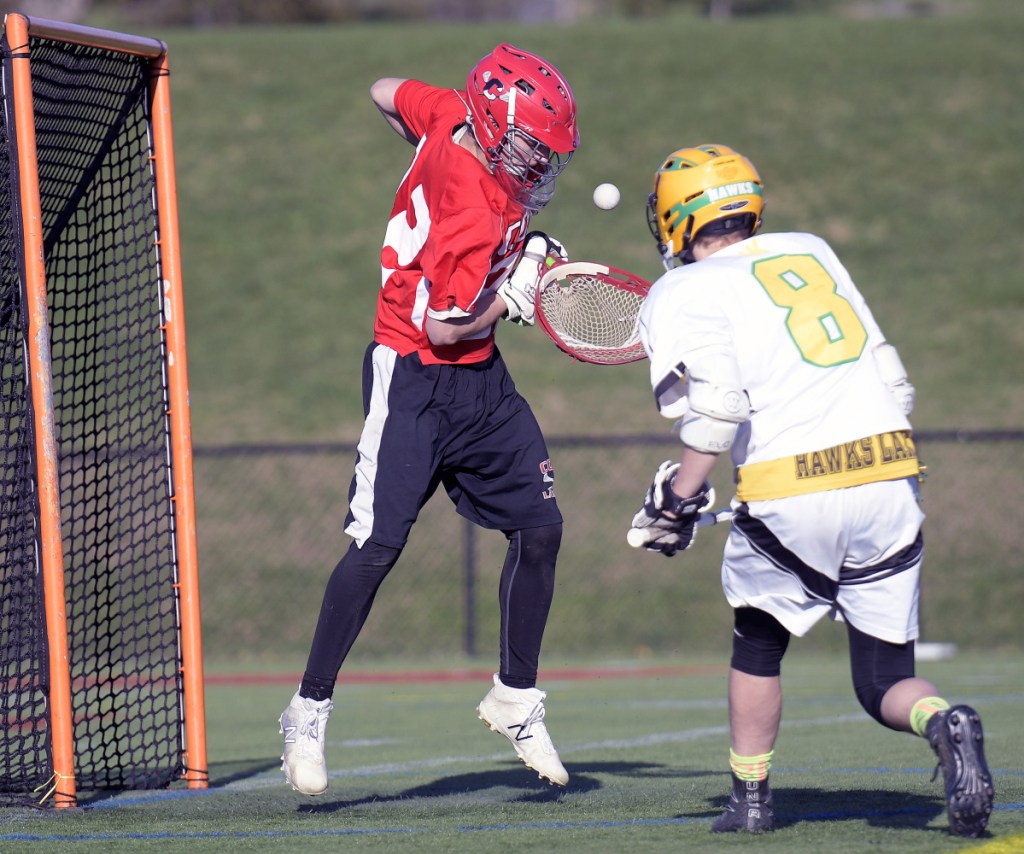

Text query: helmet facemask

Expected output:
[646,189,693,269]
[490,123,572,213]
[470,86,573,213]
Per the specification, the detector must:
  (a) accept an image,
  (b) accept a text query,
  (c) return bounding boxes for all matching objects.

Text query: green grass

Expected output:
[1,651,1021,851]
[49,1,1021,660]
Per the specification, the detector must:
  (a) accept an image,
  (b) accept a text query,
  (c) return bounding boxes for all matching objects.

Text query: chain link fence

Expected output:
[193,432,1024,667]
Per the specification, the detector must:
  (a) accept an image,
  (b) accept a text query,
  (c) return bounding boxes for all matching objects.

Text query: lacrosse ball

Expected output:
[593,182,620,211]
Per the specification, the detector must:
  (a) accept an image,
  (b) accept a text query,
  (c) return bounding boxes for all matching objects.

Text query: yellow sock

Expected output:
[910,696,950,737]
[729,748,773,782]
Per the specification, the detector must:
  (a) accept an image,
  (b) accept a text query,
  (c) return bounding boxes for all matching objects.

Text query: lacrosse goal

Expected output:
[0,15,206,807]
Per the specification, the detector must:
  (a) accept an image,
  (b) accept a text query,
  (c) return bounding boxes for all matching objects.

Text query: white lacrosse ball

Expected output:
[593,182,621,211]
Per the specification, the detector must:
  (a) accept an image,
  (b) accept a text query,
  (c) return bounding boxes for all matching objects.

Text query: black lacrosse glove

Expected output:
[629,461,715,557]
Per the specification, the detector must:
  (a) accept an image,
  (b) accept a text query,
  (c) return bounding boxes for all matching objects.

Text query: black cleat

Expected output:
[711,772,774,833]
[926,704,995,838]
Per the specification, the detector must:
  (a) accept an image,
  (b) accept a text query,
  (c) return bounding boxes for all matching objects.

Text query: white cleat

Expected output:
[477,673,569,787]
[279,690,333,795]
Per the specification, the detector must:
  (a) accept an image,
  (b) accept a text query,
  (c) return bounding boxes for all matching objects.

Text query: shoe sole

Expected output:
[477,705,568,787]
[711,817,774,834]
[932,705,994,837]
[711,809,774,834]
[280,761,328,796]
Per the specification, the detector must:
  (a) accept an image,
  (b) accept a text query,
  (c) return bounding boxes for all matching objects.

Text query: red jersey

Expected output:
[375,80,530,365]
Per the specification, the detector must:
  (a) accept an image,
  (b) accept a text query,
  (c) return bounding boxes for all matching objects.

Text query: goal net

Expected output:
[0,15,206,807]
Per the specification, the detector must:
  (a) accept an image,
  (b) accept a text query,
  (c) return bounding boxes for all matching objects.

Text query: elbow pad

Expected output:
[873,343,915,415]
[678,376,751,453]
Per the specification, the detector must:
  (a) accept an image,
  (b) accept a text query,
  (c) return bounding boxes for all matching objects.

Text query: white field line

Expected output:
[223,711,869,792]
[86,697,1020,808]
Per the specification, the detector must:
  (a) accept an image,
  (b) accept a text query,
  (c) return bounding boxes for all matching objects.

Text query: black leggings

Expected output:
[729,607,916,730]
[301,523,561,698]
[847,621,916,729]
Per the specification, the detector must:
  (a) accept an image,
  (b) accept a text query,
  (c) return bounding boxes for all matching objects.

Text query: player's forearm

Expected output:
[424,294,505,346]
[672,447,719,499]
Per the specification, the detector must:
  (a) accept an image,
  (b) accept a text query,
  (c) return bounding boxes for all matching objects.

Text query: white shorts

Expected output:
[722,478,925,644]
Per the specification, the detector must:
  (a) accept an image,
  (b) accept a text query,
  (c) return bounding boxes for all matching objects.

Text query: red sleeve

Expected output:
[393,79,457,143]
[421,206,501,314]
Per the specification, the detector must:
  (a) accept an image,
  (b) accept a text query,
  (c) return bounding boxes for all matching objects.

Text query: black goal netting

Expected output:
[1,31,185,804]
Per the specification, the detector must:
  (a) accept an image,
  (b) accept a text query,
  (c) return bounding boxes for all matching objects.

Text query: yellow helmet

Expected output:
[646,144,764,269]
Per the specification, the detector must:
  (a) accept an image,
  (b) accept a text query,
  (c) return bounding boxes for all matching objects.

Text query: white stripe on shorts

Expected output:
[722,479,924,643]
[344,345,398,547]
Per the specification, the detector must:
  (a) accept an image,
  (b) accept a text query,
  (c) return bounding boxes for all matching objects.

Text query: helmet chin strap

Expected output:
[674,220,697,267]
[456,89,493,168]
[661,248,695,271]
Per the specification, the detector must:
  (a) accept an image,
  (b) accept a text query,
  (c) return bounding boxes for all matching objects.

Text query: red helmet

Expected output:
[465,43,579,212]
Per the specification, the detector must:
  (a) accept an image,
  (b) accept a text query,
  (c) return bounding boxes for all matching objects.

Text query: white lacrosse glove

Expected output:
[628,461,715,557]
[497,231,568,326]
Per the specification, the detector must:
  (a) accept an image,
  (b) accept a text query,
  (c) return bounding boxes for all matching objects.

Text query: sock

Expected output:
[729,748,773,782]
[299,674,336,703]
[910,696,950,737]
[498,673,536,690]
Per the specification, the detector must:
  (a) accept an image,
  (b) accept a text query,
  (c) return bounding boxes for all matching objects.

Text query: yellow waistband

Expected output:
[736,431,920,502]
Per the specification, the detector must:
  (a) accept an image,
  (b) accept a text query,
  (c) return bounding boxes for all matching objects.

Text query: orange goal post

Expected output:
[0,14,206,807]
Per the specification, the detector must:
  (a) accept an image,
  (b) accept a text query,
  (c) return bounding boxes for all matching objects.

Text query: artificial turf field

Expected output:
[2,5,1022,851]
[1,651,1020,852]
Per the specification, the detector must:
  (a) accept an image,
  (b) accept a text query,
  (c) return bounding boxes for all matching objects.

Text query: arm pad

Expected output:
[678,375,750,453]
[873,342,915,415]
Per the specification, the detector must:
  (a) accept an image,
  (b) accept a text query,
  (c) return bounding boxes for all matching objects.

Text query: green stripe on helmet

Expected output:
[666,180,763,229]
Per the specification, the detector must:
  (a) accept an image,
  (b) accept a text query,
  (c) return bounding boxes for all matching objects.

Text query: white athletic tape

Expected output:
[626,510,734,548]
[626,527,653,548]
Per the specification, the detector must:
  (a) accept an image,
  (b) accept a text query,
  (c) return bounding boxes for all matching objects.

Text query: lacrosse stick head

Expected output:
[535,261,651,366]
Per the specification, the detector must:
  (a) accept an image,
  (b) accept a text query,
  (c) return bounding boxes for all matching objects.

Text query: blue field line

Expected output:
[78,764,1024,813]
[2,805,1022,843]
[7,697,1018,842]
[74,706,1016,810]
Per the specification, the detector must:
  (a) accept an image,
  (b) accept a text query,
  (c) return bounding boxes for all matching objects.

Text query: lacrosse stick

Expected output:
[535,260,652,365]
[626,509,735,549]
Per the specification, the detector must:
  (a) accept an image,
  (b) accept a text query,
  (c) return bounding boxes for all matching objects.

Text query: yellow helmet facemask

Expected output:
[646,144,765,269]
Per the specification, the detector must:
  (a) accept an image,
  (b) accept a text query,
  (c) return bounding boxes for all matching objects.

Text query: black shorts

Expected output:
[343,343,562,548]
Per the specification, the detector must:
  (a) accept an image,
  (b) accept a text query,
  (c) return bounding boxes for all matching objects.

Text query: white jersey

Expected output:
[640,232,924,642]
[639,232,911,468]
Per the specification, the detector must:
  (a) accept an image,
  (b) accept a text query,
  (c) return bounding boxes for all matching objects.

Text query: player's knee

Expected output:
[852,681,892,725]
[730,607,790,677]
[848,625,915,727]
[503,524,560,594]
[335,540,401,586]
[352,539,402,567]
[517,522,562,559]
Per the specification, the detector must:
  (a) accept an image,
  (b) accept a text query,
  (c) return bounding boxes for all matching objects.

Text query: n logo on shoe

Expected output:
[282,725,297,744]
[509,722,534,742]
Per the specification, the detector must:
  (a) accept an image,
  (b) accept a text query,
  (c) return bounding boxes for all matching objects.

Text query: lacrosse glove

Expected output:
[630,460,715,557]
[497,231,567,326]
